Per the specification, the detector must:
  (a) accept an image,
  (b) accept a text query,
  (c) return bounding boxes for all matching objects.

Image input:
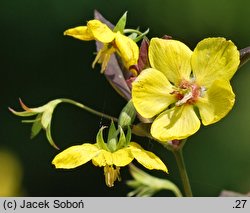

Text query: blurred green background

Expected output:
[0,0,249,196]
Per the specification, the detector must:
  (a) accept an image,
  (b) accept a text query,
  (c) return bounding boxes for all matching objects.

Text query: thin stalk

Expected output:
[172,148,193,197]
[123,29,143,35]
[59,98,118,122]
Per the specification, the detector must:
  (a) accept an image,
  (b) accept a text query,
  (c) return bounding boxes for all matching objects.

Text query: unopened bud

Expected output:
[118,100,136,128]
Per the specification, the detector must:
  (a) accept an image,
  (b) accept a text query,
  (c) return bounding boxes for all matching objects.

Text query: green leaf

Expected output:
[31,114,42,139]
[113,11,127,33]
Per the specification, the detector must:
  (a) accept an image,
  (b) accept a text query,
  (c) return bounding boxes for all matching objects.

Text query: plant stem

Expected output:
[59,98,118,122]
[172,148,193,197]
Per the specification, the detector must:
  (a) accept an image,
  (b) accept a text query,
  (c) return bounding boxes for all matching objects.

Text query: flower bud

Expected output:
[118,100,136,128]
[127,164,182,197]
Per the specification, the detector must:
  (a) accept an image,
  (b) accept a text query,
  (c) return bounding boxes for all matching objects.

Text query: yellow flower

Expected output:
[132,37,240,141]
[52,125,167,187]
[64,19,139,73]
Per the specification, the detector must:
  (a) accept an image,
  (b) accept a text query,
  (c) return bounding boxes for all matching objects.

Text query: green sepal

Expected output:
[21,118,40,123]
[40,99,62,129]
[45,123,59,150]
[9,107,38,117]
[118,100,136,128]
[41,108,53,129]
[96,126,108,151]
[116,126,127,149]
[107,121,119,152]
[125,126,132,146]
[107,121,117,142]
[127,164,182,197]
[128,32,138,40]
[133,28,150,43]
[31,114,43,139]
[113,11,127,33]
[107,137,117,152]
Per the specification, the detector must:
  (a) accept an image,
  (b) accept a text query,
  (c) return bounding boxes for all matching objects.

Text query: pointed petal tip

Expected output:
[19,98,30,111]
[51,143,60,150]
[63,29,71,36]
[51,160,58,168]
[52,141,60,150]
[8,107,15,113]
[8,107,23,116]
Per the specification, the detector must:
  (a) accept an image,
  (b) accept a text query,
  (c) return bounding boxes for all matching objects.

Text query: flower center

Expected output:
[172,79,203,106]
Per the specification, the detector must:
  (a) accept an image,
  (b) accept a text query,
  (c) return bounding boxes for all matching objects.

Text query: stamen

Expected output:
[175,91,193,106]
[104,165,121,187]
[200,86,207,97]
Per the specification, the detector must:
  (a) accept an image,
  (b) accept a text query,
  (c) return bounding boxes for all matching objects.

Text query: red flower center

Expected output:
[172,79,202,106]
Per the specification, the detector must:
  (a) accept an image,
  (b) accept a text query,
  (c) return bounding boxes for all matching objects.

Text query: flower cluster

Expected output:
[63,13,240,143]
[10,11,243,191]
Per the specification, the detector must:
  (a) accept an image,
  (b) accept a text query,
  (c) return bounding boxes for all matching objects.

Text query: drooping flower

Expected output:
[132,37,240,141]
[9,99,62,149]
[64,19,139,73]
[52,124,167,187]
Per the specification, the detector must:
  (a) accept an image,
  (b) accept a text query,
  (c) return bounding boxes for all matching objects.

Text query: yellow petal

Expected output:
[111,149,134,166]
[64,26,94,41]
[87,20,115,43]
[92,45,116,72]
[92,148,134,167]
[115,32,139,68]
[132,68,176,118]
[52,143,99,169]
[151,105,200,141]
[92,150,113,167]
[196,80,235,125]
[129,142,168,173]
[149,38,192,85]
[191,37,240,88]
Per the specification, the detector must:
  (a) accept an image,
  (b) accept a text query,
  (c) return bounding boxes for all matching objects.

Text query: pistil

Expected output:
[173,80,202,106]
[176,91,193,106]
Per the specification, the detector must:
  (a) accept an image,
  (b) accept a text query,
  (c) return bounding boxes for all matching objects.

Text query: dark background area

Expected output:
[0,0,250,196]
